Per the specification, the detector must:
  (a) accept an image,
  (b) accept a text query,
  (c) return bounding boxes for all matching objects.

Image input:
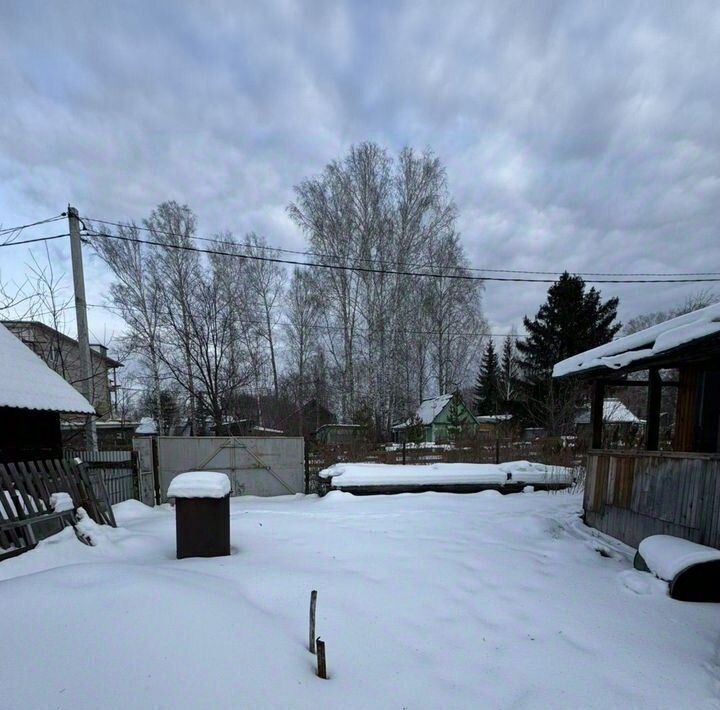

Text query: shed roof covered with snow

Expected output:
[0,322,95,414]
[393,394,456,430]
[553,302,720,379]
[576,398,644,425]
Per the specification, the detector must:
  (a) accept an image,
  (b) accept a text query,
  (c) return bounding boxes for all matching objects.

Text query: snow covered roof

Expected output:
[576,398,644,425]
[392,393,458,429]
[553,302,720,378]
[0,322,95,414]
[135,417,158,435]
[476,414,513,424]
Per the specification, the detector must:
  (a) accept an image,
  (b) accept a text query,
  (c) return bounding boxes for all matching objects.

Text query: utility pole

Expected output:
[68,205,98,451]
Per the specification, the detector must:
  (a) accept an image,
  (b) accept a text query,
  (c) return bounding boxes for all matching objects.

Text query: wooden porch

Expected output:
[585,450,720,549]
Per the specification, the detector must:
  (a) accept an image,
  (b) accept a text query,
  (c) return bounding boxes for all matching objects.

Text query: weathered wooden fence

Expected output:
[585,450,720,549]
[0,459,115,561]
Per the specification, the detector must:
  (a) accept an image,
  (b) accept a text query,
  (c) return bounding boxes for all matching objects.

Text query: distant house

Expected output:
[476,414,514,436]
[392,393,477,444]
[315,423,367,446]
[2,320,121,420]
[0,322,95,462]
[282,399,336,437]
[575,397,644,445]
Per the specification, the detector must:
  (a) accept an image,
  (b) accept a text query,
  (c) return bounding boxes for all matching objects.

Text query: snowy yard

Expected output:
[1,491,719,709]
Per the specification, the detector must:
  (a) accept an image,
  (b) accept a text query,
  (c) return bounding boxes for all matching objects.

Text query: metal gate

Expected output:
[143,436,304,503]
[69,450,140,506]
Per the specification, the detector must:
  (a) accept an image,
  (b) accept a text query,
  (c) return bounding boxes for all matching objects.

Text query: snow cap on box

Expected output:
[167,471,231,499]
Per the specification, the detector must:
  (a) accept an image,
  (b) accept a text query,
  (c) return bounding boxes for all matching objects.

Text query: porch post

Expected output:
[590,379,605,449]
[646,368,662,451]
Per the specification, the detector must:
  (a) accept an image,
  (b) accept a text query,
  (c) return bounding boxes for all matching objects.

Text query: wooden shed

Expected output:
[553,303,720,548]
[0,322,95,463]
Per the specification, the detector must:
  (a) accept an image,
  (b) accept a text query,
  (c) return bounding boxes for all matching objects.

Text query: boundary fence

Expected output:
[68,450,140,506]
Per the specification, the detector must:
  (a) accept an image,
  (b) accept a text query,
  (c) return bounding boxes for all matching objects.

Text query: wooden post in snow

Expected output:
[316,637,327,679]
[309,590,317,653]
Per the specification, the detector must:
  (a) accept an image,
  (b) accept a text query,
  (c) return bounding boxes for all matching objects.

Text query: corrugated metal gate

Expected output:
[136,436,305,503]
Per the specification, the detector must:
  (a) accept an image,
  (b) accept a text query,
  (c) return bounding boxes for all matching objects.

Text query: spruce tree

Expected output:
[474,340,501,415]
[516,272,621,431]
[499,335,519,404]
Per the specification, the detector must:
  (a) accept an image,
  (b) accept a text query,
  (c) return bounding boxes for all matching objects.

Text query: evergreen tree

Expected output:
[516,272,621,432]
[474,340,501,415]
[499,334,519,405]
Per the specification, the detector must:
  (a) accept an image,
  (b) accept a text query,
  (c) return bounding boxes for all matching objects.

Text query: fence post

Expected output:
[402,441,406,465]
[304,442,310,494]
[151,436,161,506]
[131,450,141,500]
[495,436,500,465]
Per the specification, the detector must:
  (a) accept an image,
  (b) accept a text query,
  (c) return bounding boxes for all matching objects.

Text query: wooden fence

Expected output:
[585,450,720,549]
[0,459,115,561]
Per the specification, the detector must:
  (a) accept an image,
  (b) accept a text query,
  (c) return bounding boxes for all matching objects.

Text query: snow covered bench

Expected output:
[634,535,720,602]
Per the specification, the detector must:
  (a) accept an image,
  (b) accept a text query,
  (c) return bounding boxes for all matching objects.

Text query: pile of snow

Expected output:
[553,301,720,377]
[49,492,74,513]
[0,322,95,414]
[639,535,720,581]
[1,492,719,708]
[167,471,231,499]
[320,460,573,488]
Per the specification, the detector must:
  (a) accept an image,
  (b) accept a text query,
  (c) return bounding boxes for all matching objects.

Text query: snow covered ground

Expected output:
[1,492,719,709]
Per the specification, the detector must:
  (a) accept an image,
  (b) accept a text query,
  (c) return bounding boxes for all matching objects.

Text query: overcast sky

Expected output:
[1,0,719,348]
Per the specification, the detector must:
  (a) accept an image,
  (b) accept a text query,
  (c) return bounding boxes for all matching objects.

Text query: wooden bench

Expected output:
[0,459,115,561]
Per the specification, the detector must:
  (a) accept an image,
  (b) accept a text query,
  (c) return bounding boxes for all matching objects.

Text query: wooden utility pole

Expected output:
[68,205,97,451]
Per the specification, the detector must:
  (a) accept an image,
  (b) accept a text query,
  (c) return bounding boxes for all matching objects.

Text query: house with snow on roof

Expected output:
[575,397,644,446]
[392,393,477,444]
[0,322,95,463]
[553,301,720,549]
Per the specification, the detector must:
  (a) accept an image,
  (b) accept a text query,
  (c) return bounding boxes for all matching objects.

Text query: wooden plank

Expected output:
[646,368,662,451]
[591,380,605,449]
[15,461,47,512]
[5,463,37,517]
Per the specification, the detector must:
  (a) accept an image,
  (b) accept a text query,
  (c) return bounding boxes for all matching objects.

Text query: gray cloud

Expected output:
[1,0,719,343]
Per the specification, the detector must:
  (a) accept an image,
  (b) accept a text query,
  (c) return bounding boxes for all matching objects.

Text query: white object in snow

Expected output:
[167,471,231,499]
[320,462,508,487]
[49,492,74,513]
[0,322,95,413]
[319,460,572,488]
[552,301,720,378]
[638,535,720,581]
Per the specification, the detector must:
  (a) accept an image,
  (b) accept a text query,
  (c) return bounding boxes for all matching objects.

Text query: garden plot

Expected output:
[1,491,719,709]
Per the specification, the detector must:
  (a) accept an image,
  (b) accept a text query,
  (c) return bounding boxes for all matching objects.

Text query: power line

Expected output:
[85,215,720,278]
[86,228,720,284]
[84,302,522,339]
[0,233,70,248]
[0,214,65,237]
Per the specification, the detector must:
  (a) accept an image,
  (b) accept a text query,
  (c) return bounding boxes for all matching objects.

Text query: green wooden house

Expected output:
[392,393,477,444]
